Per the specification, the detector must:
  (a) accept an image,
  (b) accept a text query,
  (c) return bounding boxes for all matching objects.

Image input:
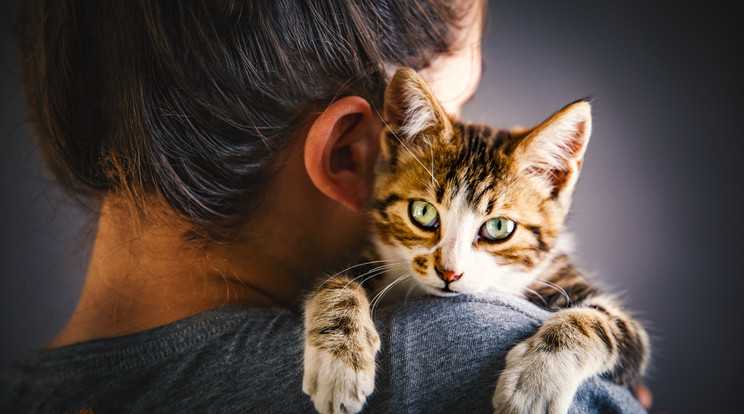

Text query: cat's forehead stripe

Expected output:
[435,121,508,211]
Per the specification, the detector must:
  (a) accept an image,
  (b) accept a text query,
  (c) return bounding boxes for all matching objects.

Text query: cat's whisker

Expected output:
[532,279,571,306]
[369,279,396,313]
[343,263,404,288]
[356,264,409,288]
[392,129,439,186]
[370,274,411,316]
[402,278,419,305]
[523,286,549,308]
[321,263,407,307]
[319,263,410,312]
[429,135,436,189]
[500,284,528,300]
[374,105,439,186]
[316,260,398,289]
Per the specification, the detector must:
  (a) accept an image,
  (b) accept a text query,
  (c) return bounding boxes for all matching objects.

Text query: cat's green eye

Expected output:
[480,217,516,242]
[409,200,439,230]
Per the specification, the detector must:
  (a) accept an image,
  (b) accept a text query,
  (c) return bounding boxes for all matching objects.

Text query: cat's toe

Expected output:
[492,342,528,414]
[492,342,579,414]
[303,345,376,414]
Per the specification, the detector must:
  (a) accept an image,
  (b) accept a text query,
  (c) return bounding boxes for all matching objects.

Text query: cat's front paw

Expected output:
[303,344,377,414]
[492,342,582,414]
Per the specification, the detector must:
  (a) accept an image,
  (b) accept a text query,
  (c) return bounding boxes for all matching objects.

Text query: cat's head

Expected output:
[371,67,591,296]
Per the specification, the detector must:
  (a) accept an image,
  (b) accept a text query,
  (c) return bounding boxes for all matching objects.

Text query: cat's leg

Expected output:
[303,276,381,414]
[492,294,650,414]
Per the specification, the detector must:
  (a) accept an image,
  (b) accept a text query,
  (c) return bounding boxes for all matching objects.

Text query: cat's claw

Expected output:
[303,345,377,414]
[492,342,582,414]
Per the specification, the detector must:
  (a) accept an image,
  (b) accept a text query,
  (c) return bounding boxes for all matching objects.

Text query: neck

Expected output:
[48,145,369,349]
[47,200,310,348]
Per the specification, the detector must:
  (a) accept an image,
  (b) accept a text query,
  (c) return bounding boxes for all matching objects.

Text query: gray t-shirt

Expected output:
[1,294,645,413]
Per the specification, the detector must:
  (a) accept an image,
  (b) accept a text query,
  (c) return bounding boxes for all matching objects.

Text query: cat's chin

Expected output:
[422,284,462,297]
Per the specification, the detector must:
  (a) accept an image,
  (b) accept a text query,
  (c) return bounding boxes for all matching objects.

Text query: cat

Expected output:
[302,67,650,414]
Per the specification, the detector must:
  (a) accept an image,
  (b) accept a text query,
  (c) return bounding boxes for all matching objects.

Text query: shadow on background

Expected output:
[2,1,742,413]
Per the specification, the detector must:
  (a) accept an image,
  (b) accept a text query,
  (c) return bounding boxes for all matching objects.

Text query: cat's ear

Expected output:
[382,67,453,145]
[514,100,592,205]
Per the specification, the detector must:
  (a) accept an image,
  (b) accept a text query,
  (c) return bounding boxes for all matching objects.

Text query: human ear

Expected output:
[304,96,380,212]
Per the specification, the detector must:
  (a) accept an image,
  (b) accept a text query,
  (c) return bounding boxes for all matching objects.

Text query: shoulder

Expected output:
[366,294,547,412]
[376,292,549,325]
[0,306,315,413]
[368,293,644,413]
[374,293,550,351]
[1,297,643,413]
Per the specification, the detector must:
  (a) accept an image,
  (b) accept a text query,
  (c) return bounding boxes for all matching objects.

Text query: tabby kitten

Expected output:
[303,67,649,414]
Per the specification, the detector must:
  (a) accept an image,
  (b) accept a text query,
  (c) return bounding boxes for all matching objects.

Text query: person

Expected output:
[1,0,648,412]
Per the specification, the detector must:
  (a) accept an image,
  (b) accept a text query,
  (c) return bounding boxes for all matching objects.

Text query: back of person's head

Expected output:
[15,0,479,241]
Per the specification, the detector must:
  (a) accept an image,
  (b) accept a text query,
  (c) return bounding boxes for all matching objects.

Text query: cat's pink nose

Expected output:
[437,269,463,283]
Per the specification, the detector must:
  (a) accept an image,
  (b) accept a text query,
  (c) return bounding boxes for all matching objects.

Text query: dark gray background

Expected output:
[2,1,741,413]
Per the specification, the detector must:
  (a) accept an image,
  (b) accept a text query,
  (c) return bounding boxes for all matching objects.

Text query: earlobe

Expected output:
[304,96,380,212]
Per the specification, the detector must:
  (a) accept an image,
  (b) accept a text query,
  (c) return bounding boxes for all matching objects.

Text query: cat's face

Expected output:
[371,68,591,297]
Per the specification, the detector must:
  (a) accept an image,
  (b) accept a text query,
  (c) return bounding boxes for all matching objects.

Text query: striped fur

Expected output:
[303,277,380,414]
[303,68,649,414]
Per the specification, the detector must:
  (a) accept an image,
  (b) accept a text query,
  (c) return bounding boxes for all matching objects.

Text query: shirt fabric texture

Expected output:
[1,293,645,413]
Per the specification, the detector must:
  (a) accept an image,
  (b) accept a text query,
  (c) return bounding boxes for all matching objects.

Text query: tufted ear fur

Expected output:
[512,100,592,208]
[382,67,453,150]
